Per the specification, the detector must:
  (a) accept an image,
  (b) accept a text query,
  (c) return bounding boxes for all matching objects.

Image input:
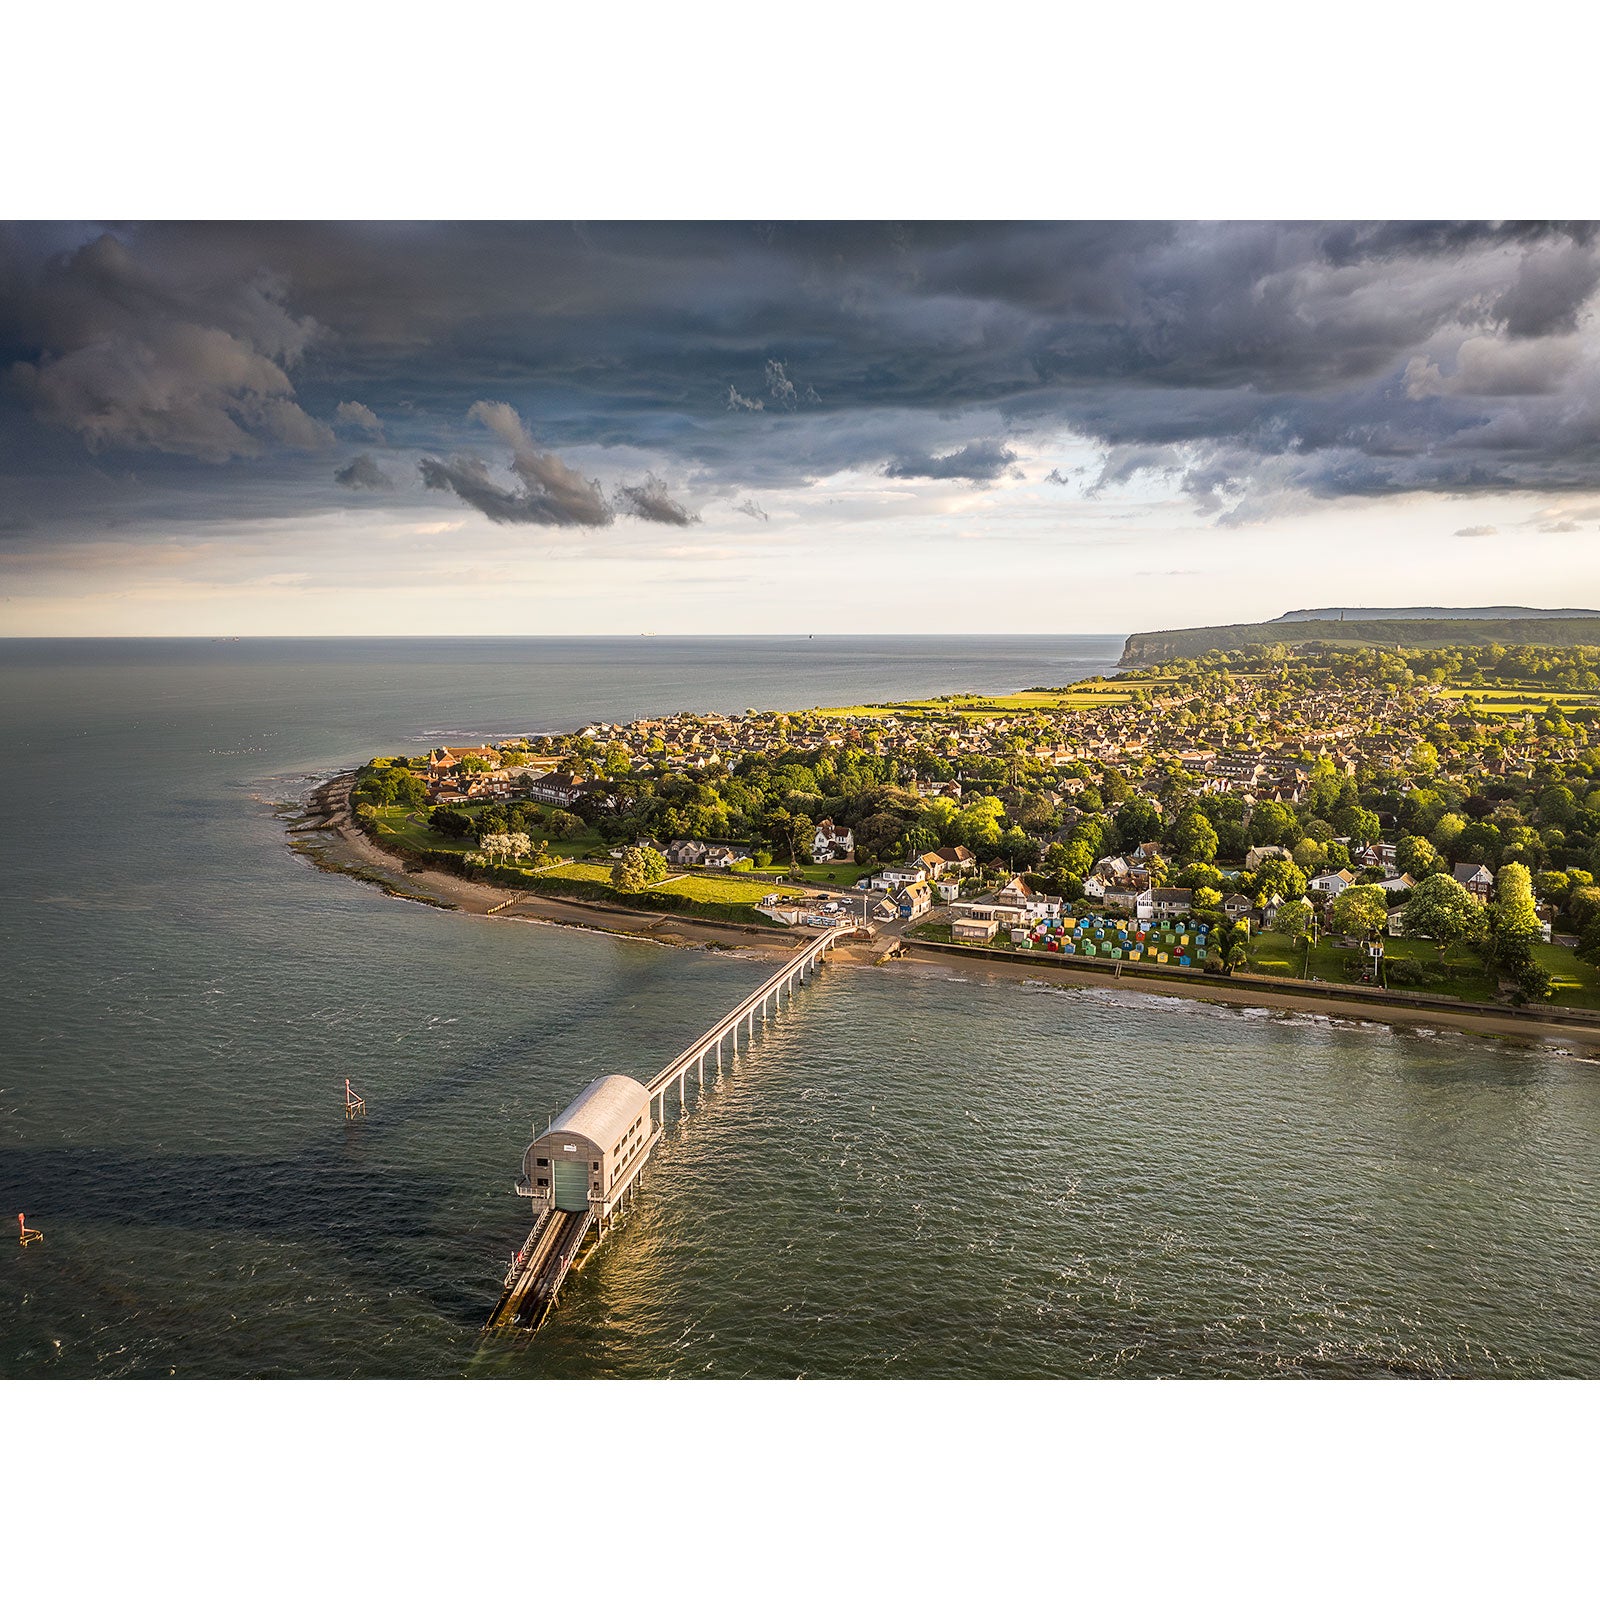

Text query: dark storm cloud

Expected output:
[884,439,1018,482]
[612,472,698,526]
[5,232,332,462]
[419,400,613,526]
[8,220,1600,543]
[334,453,394,491]
[334,400,385,440]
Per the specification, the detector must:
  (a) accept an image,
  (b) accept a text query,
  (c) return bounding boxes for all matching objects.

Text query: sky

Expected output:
[4,219,1600,637]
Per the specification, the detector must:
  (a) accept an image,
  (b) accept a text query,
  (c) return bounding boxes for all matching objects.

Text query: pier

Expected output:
[485,924,858,1332]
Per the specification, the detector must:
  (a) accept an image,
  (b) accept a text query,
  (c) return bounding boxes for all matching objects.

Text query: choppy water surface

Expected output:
[4,637,1598,1377]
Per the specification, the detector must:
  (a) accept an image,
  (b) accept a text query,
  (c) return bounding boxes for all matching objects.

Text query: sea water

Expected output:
[3,636,1598,1377]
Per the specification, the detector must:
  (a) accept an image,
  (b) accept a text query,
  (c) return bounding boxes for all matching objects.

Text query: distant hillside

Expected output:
[1274,606,1600,622]
[1119,612,1600,667]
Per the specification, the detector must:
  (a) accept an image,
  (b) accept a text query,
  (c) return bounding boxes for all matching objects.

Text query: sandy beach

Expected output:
[286,773,1600,1053]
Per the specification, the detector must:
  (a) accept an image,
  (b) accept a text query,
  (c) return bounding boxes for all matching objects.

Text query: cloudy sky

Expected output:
[4,219,1600,636]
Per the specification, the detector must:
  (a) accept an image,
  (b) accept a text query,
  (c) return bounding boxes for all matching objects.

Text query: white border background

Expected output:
[4,1,1594,1592]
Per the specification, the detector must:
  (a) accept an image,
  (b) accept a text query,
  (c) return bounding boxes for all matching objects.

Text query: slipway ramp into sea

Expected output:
[484,924,863,1333]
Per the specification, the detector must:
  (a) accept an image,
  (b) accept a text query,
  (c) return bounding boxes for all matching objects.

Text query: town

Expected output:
[348,641,1600,1012]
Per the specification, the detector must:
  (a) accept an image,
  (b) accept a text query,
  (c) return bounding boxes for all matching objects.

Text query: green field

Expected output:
[814,684,1135,720]
[529,862,803,909]
[1437,684,1597,716]
[641,873,803,907]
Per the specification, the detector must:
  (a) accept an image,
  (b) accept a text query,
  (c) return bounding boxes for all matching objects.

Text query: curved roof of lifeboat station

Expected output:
[545,1074,652,1152]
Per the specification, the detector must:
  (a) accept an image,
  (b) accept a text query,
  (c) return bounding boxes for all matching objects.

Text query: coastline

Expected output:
[287,772,820,962]
[286,771,1600,1052]
[896,941,1600,1053]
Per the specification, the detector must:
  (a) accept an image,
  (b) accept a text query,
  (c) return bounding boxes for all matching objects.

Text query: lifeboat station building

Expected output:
[521,1074,659,1223]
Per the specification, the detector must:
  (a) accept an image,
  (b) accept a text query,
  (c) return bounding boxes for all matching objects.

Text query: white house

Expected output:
[873,862,928,889]
[1309,868,1356,898]
[811,819,855,863]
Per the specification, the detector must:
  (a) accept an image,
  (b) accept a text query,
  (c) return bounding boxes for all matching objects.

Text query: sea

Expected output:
[3,635,1598,1379]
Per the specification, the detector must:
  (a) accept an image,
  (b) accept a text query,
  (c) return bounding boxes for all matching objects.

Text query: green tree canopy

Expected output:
[1401,872,1482,945]
[1173,809,1219,865]
[611,845,669,893]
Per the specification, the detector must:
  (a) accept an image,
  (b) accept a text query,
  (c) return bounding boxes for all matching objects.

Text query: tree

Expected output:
[1329,884,1388,940]
[1254,857,1308,904]
[1249,800,1298,846]
[1394,833,1439,879]
[999,824,1038,867]
[479,831,531,864]
[1273,900,1312,943]
[1479,862,1552,1003]
[1334,804,1381,845]
[1291,836,1325,871]
[1211,919,1249,974]
[1401,873,1483,945]
[611,845,669,892]
[1115,796,1162,850]
[1172,809,1219,865]
[430,805,474,839]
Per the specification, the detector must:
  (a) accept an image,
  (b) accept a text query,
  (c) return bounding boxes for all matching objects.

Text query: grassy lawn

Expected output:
[639,874,803,907]
[1537,944,1600,1009]
[790,861,866,886]
[528,861,615,887]
[367,806,473,856]
[366,802,607,859]
[530,862,802,907]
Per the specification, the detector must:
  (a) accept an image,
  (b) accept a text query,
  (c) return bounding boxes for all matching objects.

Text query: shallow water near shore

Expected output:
[5,636,1600,1378]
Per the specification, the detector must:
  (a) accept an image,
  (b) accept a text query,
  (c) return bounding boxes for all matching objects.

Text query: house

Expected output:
[994,875,1034,907]
[523,771,588,807]
[1149,886,1194,917]
[811,819,855,863]
[1222,892,1255,923]
[951,916,995,944]
[1245,844,1291,872]
[874,862,928,889]
[1354,841,1400,873]
[868,894,900,923]
[1260,894,1296,929]
[666,839,707,867]
[894,882,933,919]
[702,846,746,870]
[954,901,1030,929]
[1373,873,1416,894]
[1083,874,1108,902]
[935,845,976,875]
[1309,868,1356,898]
[1452,862,1494,902]
[427,744,501,780]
